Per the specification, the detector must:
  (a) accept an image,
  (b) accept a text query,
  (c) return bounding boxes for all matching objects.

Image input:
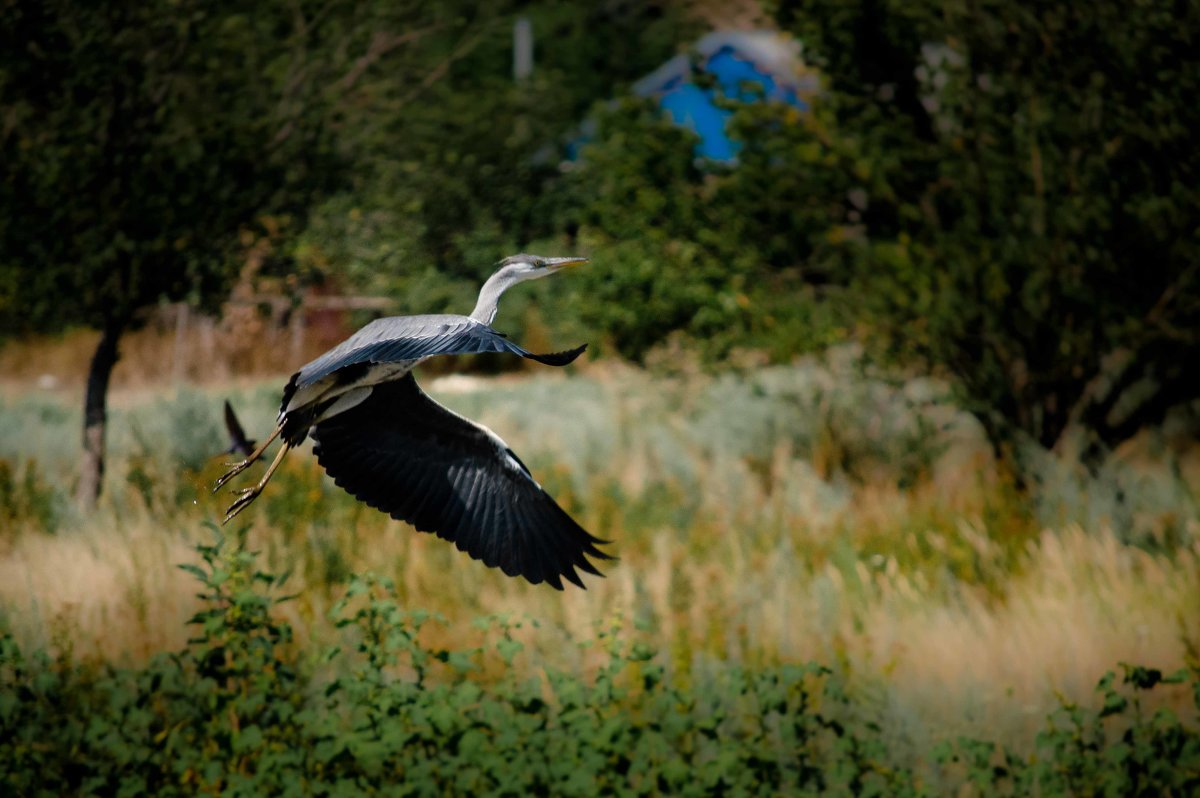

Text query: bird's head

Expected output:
[494,253,588,284]
[471,253,589,324]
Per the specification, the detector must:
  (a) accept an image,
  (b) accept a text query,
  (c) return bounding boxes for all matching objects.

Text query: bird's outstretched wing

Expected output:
[223,400,256,456]
[294,315,585,393]
[310,373,611,589]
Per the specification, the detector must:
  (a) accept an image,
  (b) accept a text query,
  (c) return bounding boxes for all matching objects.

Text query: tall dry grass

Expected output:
[1,355,1197,752]
[0,304,349,394]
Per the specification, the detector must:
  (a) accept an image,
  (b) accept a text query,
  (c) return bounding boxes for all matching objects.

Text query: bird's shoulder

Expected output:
[350,313,483,344]
[291,315,497,389]
[309,314,484,364]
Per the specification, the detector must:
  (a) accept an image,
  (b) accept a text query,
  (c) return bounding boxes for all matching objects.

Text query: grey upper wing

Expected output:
[309,373,612,589]
[295,315,586,391]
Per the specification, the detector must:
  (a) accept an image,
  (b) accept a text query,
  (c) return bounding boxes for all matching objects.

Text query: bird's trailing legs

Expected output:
[223,442,291,524]
[213,424,282,492]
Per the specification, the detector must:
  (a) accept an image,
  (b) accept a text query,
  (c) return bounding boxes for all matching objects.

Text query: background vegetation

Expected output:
[3,529,1198,795]
[2,363,1197,792]
[2,0,1199,792]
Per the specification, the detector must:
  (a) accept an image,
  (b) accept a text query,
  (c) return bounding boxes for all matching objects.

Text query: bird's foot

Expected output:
[213,424,283,494]
[213,459,253,492]
[222,486,262,525]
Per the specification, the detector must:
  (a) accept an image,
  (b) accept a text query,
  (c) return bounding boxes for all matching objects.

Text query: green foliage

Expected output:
[546,96,848,362]
[0,523,308,795]
[935,665,1200,796]
[0,0,372,505]
[550,100,751,359]
[1032,665,1200,795]
[519,0,1200,462]
[0,0,345,334]
[0,457,63,536]
[0,0,694,343]
[293,1,694,328]
[767,0,1200,460]
[2,528,1198,795]
[5,0,1196,474]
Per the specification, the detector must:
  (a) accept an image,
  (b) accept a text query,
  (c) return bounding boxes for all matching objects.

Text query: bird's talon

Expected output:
[222,489,260,524]
[212,461,250,492]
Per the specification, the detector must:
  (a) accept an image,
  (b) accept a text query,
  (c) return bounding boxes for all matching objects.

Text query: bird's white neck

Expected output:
[470,269,511,325]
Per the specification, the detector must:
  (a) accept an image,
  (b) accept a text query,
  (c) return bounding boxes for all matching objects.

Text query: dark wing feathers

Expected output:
[310,373,611,589]
[296,315,586,391]
[223,400,256,456]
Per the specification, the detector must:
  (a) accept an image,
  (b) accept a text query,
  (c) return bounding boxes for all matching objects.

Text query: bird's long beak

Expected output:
[543,256,588,271]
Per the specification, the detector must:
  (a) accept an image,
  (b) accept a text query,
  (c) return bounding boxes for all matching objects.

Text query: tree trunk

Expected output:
[77,319,123,510]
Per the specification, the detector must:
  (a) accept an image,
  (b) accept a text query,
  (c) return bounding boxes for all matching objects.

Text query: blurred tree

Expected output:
[764,0,1200,468]
[541,85,849,362]
[9,0,1190,499]
[293,0,693,321]
[544,0,1199,470]
[0,0,468,508]
[545,99,762,359]
[0,1,347,507]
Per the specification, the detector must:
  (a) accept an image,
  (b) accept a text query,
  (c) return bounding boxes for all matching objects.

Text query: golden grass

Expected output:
[2,470,1196,751]
[848,524,1199,746]
[0,309,343,395]
[1,364,1197,753]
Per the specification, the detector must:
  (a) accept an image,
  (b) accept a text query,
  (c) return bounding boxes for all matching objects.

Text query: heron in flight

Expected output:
[214,254,611,589]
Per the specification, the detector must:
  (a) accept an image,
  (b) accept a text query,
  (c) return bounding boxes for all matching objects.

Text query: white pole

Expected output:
[513,17,533,82]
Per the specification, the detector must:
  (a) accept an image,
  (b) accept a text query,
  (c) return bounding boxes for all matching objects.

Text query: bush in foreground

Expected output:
[1,528,1197,796]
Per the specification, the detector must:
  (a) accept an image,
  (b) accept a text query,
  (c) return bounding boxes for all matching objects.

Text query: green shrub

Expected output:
[934,665,1200,796]
[1,528,1197,796]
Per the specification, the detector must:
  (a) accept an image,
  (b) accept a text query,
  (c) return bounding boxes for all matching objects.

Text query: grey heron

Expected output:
[214,254,611,589]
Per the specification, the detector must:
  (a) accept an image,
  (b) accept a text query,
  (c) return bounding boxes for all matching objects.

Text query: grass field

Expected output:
[2,350,1198,791]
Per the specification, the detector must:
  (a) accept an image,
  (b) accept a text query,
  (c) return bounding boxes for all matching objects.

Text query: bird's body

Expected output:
[278,313,584,441]
[215,254,610,589]
[281,314,475,420]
